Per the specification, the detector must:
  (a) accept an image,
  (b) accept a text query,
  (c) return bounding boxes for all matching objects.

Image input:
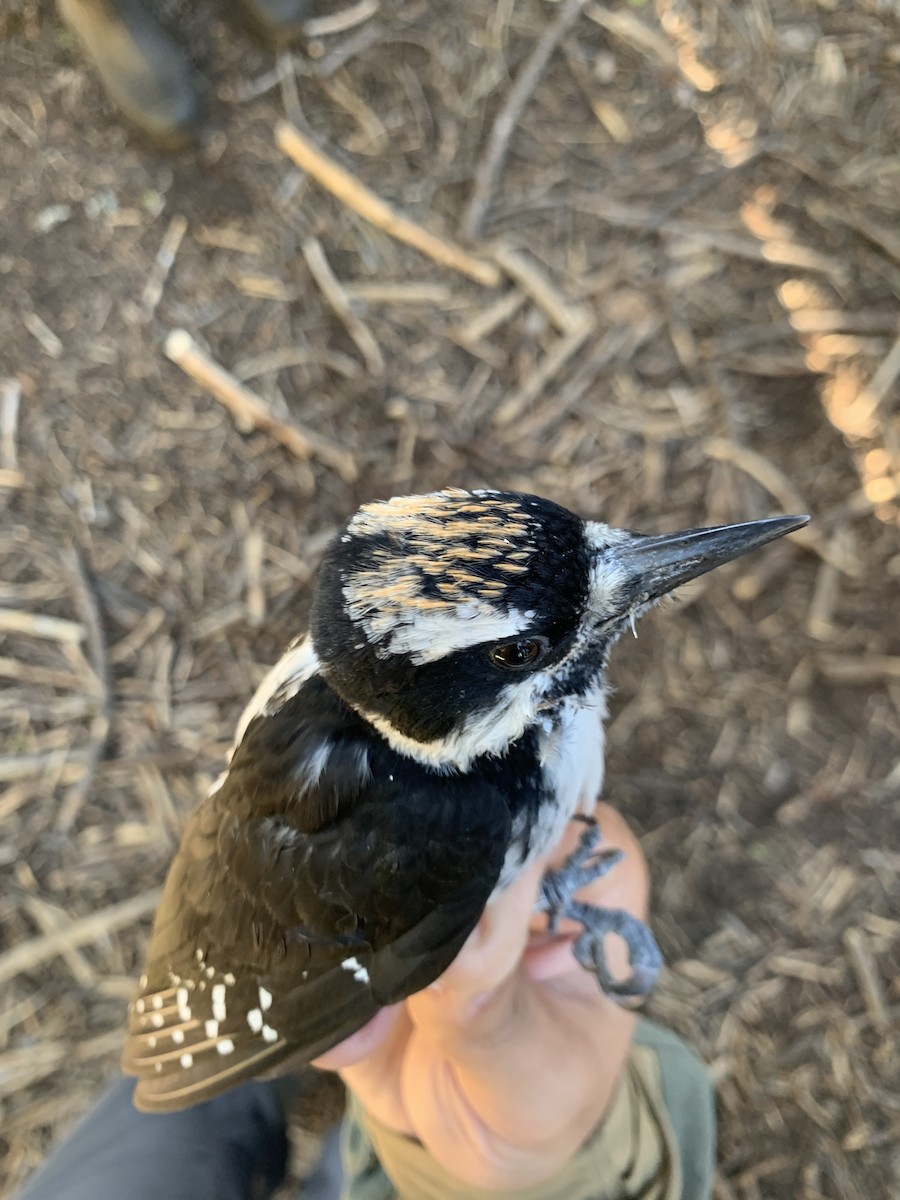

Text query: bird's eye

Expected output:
[489,637,549,671]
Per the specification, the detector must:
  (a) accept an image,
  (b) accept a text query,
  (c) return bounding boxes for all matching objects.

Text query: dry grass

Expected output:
[1,0,898,1196]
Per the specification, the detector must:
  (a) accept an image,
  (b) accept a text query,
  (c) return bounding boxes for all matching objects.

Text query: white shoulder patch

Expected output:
[232,635,320,751]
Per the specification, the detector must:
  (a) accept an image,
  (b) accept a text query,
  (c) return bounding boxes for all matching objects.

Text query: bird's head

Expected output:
[311,488,807,769]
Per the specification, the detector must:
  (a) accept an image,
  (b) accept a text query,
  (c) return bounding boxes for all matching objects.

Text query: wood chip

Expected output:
[1,377,22,471]
[141,213,188,318]
[23,312,63,358]
[0,608,84,643]
[843,928,890,1034]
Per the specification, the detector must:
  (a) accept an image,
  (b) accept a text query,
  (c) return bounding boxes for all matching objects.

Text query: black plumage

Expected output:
[122,488,808,1111]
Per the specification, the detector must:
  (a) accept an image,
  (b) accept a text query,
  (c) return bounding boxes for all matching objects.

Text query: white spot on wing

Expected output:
[180,1053,194,1069]
[247,1008,263,1033]
[171,1029,184,1045]
[341,956,370,984]
[211,983,227,1023]
[205,1019,219,1039]
[261,1025,278,1043]
[217,1039,235,1055]
[258,986,272,1012]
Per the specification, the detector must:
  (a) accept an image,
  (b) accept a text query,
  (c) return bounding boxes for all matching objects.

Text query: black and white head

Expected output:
[311,488,807,769]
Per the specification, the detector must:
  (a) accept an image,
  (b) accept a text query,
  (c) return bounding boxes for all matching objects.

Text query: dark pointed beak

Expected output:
[614,515,809,601]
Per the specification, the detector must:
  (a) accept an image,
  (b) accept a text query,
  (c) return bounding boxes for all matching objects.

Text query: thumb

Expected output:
[405,857,545,1052]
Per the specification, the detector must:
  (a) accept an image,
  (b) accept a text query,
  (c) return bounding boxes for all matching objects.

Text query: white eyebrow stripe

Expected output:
[345,593,535,664]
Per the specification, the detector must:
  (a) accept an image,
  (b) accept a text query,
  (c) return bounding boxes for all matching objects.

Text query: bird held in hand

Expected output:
[122,488,807,1111]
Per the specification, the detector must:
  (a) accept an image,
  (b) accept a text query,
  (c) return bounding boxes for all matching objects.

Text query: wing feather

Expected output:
[122,679,512,1111]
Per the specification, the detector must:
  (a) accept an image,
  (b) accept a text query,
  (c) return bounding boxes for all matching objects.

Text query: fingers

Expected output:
[311,1004,403,1071]
[427,857,546,1016]
[317,801,653,1190]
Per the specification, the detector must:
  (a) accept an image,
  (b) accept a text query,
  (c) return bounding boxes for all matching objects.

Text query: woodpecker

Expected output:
[122,488,807,1112]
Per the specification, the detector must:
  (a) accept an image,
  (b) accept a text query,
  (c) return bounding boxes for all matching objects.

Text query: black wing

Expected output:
[122,678,511,1111]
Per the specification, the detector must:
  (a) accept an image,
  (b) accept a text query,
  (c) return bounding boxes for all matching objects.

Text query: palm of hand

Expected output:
[313,804,649,1192]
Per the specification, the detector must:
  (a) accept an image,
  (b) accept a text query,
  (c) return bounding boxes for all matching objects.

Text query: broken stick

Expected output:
[164,329,358,482]
[275,121,500,288]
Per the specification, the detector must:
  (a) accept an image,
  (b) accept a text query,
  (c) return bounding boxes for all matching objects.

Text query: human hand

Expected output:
[313,803,651,1192]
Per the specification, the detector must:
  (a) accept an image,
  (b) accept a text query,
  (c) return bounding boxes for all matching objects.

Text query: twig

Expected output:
[491,243,590,333]
[493,315,596,426]
[23,897,96,986]
[57,548,113,832]
[275,120,500,287]
[1,377,22,470]
[304,0,379,39]
[277,49,304,128]
[454,290,526,345]
[0,608,84,643]
[0,749,91,784]
[843,927,890,1034]
[233,346,362,382]
[310,20,385,78]
[586,5,678,69]
[302,236,385,374]
[343,281,452,305]
[460,0,591,240]
[23,312,63,358]
[141,214,188,319]
[164,329,358,482]
[0,889,161,986]
[816,654,900,684]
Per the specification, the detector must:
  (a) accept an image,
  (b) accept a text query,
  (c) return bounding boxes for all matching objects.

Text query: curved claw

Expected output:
[569,902,663,1001]
[536,816,664,1001]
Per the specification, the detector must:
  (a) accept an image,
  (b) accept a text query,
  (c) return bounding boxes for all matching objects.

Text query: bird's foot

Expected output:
[537,815,662,1002]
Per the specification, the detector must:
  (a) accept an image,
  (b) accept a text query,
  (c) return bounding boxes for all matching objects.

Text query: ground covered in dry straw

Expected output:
[1,0,898,1196]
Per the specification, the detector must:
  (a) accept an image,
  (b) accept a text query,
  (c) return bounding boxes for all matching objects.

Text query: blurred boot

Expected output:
[220,0,316,46]
[57,0,201,148]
